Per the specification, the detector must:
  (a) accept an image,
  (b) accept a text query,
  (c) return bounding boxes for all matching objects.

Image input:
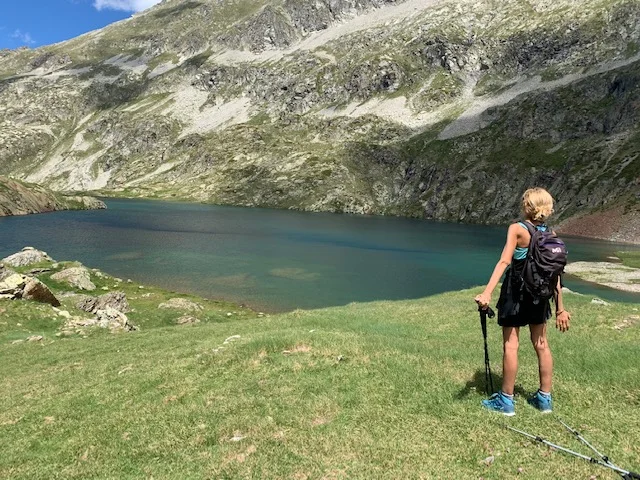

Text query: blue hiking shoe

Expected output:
[528,390,553,413]
[482,391,515,416]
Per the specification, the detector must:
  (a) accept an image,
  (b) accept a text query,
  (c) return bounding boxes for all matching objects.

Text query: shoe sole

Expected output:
[482,405,516,416]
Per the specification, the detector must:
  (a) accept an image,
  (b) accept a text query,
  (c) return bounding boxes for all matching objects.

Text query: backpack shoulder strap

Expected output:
[519,220,536,237]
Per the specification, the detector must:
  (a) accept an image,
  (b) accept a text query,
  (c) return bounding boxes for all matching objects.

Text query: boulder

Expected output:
[2,247,53,267]
[51,267,96,291]
[158,298,203,312]
[22,278,61,307]
[0,273,60,306]
[76,291,130,313]
[95,291,130,313]
[0,264,17,282]
[95,307,137,332]
[0,273,27,295]
[76,295,98,313]
[176,315,200,325]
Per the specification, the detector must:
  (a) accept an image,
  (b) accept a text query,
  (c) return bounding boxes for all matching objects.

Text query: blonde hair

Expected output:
[521,187,554,222]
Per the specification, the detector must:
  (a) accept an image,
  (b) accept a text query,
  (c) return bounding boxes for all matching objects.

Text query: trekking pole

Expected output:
[558,419,615,467]
[506,426,640,479]
[558,419,640,479]
[478,306,495,395]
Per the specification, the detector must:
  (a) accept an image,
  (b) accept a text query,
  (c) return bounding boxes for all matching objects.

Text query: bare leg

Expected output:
[530,323,553,393]
[501,326,520,395]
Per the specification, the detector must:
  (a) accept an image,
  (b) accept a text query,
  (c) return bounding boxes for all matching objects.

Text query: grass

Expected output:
[617,251,640,268]
[1,261,639,478]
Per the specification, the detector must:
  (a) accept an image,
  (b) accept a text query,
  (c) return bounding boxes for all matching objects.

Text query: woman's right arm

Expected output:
[474,224,520,308]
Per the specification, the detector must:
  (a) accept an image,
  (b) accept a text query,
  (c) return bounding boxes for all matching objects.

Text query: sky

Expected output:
[0,0,163,49]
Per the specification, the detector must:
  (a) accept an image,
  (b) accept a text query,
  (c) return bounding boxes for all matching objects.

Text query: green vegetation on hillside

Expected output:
[1,274,639,478]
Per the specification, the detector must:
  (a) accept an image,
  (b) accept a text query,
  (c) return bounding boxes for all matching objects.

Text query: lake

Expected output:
[1,198,639,312]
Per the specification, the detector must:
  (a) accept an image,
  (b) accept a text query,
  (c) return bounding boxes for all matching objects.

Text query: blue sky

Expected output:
[0,0,162,49]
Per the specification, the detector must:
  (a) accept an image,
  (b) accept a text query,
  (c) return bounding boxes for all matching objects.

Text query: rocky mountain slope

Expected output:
[0,0,639,240]
[0,176,105,216]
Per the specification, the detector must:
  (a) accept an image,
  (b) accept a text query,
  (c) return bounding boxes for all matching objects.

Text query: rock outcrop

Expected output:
[2,247,54,267]
[0,273,61,306]
[0,177,106,217]
[76,291,130,313]
[63,307,137,333]
[51,267,97,291]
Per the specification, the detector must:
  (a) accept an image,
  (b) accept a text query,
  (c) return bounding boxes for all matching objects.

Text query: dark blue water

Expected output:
[1,198,638,312]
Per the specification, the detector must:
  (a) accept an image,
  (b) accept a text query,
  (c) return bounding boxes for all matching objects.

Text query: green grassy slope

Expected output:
[1,283,639,479]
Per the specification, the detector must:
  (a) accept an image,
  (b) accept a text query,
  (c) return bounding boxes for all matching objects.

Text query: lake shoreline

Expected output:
[86,193,640,246]
[2,197,640,310]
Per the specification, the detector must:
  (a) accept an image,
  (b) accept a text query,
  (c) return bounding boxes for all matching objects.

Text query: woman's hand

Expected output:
[556,310,571,332]
[475,292,491,309]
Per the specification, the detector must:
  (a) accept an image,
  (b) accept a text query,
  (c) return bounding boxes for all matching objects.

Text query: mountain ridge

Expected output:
[1,0,639,241]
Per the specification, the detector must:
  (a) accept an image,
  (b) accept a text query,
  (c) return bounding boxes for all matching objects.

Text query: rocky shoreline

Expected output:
[565,261,640,293]
[0,246,258,342]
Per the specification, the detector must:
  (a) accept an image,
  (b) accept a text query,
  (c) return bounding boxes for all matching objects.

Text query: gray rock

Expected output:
[158,298,203,312]
[76,291,130,313]
[51,267,96,291]
[95,307,137,332]
[0,264,17,282]
[76,295,98,313]
[0,273,60,306]
[2,247,53,267]
[0,273,27,294]
[176,315,200,325]
[95,291,130,313]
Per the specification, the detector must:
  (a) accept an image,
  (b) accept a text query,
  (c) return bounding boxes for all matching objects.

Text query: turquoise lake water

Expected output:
[0,198,638,312]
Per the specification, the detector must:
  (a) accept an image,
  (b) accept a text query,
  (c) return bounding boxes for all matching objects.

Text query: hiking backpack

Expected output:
[520,222,567,302]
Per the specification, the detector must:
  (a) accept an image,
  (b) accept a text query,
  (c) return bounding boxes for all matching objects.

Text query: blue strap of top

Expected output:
[513,222,547,260]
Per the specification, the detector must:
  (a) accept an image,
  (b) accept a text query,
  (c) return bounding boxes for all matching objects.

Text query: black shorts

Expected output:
[497,269,552,328]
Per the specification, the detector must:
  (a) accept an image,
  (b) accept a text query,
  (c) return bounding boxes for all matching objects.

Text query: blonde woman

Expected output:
[475,187,571,416]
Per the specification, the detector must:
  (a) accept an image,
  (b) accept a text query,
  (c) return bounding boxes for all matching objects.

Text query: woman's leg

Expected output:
[501,326,520,395]
[530,323,553,392]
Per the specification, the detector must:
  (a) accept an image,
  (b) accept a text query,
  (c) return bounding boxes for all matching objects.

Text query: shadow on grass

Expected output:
[456,368,529,400]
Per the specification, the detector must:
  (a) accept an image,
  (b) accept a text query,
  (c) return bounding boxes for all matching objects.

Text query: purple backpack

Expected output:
[520,222,567,301]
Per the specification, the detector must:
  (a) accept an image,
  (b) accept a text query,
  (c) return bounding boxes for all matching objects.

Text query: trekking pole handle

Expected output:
[478,305,495,318]
[623,471,640,479]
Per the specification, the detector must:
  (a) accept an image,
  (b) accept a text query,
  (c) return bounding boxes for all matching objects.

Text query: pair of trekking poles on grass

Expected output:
[477,306,639,479]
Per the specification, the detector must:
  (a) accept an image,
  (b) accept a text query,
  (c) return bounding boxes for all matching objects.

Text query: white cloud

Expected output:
[11,29,36,45]
[93,0,162,12]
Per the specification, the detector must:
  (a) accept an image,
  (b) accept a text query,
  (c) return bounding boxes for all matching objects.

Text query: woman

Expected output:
[474,187,571,416]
